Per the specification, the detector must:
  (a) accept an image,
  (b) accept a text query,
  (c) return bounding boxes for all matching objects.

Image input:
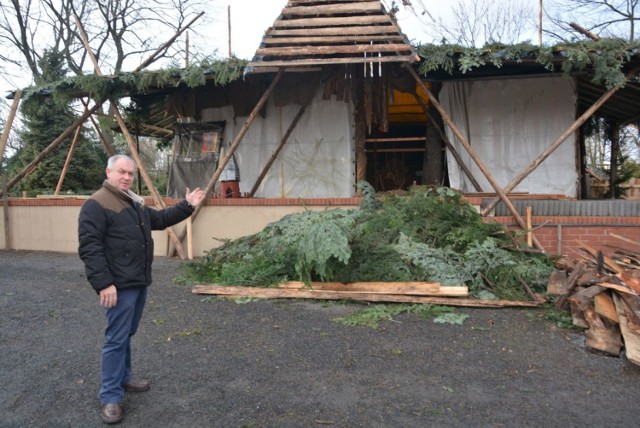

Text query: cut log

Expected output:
[191,285,540,307]
[278,281,468,297]
[582,306,622,356]
[594,292,619,323]
[613,293,640,365]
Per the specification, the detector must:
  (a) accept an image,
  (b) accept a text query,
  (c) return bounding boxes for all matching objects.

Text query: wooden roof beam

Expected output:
[256,43,413,56]
[282,1,381,16]
[263,34,405,44]
[248,54,416,68]
[268,25,399,36]
[274,15,392,27]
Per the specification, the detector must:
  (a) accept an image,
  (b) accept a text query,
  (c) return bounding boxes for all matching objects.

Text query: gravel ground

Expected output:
[2,249,640,427]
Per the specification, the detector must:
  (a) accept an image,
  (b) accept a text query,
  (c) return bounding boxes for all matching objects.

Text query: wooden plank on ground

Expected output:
[191,285,540,307]
[594,292,619,323]
[613,293,640,366]
[568,285,605,311]
[582,306,622,356]
[278,281,468,297]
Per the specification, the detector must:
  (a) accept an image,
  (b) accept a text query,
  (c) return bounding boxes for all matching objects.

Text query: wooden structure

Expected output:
[4,1,640,257]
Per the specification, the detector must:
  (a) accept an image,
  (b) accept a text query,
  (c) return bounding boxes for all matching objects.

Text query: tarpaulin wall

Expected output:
[440,76,578,196]
[200,89,355,198]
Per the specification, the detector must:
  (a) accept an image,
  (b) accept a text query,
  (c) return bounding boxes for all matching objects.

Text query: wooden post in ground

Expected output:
[481,65,640,216]
[404,65,545,251]
[169,68,285,257]
[2,172,9,250]
[249,104,306,196]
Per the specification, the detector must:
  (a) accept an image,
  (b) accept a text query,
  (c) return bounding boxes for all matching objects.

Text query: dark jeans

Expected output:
[99,286,147,404]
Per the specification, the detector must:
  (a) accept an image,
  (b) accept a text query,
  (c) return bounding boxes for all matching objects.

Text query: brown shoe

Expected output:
[101,403,123,424]
[122,379,150,393]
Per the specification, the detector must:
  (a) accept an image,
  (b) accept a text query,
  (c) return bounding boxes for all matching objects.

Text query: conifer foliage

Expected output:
[184,183,553,300]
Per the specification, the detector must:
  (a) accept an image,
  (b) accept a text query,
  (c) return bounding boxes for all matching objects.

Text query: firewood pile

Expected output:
[548,235,640,366]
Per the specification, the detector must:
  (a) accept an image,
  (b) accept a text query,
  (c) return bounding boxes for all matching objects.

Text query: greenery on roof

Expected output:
[25,56,248,102]
[416,38,638,89]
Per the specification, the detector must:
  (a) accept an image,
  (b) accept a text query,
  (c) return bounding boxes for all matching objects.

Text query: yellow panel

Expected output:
[388,81,429,123]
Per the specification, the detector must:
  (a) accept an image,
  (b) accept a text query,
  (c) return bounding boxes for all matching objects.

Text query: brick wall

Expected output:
[487,216,640,257]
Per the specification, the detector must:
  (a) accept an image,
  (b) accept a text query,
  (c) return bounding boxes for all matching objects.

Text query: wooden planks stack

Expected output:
[548,235,640,365]
[192,281,543,308]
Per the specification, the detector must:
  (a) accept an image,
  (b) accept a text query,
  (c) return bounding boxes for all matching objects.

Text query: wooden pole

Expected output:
[3,172,9,250]
[526,206,533,247]
[249,105,306,196]
[0,89,22,167]
[74,14,187,259]
[404,65,545,251]
[185,31,190,67]
[187,216,193,260]
[169,69,285,257]
[538,0,543,47]
[54,124,82,195]
[413,94,482,192]
[481,65,640,216]
[0,103,103,198]
[228,5,232,58]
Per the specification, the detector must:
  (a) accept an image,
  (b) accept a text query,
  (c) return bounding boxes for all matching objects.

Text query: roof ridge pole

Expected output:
[74,14,187,259]
[168,68,285,258]
[481,64,640,216]
[404,64,546,252]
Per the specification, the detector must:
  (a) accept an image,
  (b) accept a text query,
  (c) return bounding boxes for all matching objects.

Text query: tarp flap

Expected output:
[440,76,578,196]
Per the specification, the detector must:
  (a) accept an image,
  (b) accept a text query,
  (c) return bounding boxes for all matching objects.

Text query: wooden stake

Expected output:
[187,216,193,260]
[2,172,9,250]
[526,206,533,247]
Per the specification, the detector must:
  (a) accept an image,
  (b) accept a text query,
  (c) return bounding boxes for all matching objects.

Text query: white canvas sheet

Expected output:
[440,76,578,196]
[201,90,355,198]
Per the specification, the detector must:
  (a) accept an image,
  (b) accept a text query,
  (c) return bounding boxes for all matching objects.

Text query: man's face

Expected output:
[106,158,136,192]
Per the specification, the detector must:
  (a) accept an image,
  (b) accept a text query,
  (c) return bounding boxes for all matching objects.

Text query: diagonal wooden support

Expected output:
[169,68,285,257]
[404,65,545,251]
[0,89,22,168]
[74,14,187,259]
[481,65,640,216]
[54,120,82,195]
[1,103,103,198]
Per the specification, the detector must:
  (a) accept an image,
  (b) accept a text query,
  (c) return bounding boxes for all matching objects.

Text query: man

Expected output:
[78,154,205,424]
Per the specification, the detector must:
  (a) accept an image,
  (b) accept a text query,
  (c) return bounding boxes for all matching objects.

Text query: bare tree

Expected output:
[0,0,218,85]
[545,0,640,43]
[415,0,536,47]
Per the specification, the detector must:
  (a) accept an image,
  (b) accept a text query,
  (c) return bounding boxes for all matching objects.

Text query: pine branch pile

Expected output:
[183,183,553,301]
